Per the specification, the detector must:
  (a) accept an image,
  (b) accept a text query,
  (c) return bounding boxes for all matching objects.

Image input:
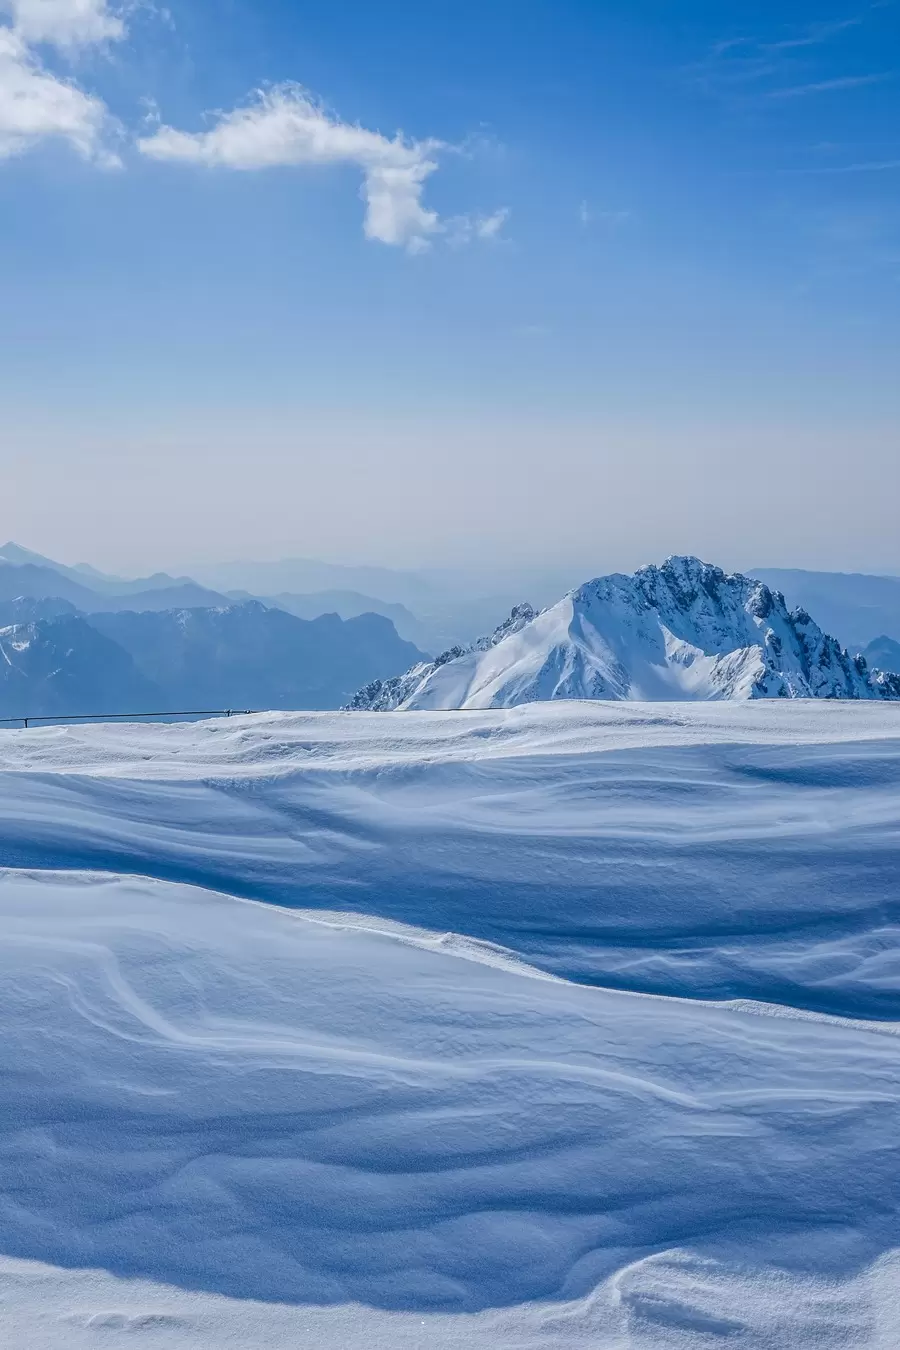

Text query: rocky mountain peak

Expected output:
[348,558,900,711]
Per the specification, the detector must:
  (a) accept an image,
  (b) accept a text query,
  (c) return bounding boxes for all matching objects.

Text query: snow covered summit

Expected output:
[348,556,900,709]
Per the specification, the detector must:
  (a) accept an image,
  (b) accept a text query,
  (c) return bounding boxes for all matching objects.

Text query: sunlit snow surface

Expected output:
[2,702,900,1346]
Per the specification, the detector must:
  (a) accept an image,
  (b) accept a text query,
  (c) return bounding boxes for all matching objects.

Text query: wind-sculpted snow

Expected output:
[348,556,900,709]
[1,704,900,1019]
[2,703,900,1346]
[1,869,899,1346]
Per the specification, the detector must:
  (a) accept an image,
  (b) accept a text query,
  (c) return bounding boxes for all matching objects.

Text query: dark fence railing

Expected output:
[0,709,256,729]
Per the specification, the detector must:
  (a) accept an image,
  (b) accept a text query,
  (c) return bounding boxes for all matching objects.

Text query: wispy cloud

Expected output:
[765,17,863,51]
[474,207,508,240]
[139,83,504,252]
[579,202,631,229]
[785,157,900,173]
[689,11,891,105]
[768,72,892,98]
[687,47,780,94]
[445,208,509,247]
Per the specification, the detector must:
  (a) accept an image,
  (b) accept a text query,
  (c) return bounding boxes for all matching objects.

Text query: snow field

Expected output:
[1,705,900,1018]
[1,702,899,1345]
[1,870,900,1345]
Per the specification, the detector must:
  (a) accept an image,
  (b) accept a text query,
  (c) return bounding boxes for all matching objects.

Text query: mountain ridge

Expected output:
[0,542,195,597]
[862,635,900,674]
[752,566,900,650]
[0,559,233,613]
[0,616,160,717]
[0,601,426,719]
[348,556,900,710]
[227,588,428,647]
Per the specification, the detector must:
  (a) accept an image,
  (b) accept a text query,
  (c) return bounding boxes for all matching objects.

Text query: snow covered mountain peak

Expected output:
[347,602,536,710]
[348,556,900,710]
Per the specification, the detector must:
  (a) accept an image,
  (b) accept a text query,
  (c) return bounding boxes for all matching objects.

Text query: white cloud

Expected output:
[138,85,441,249]
[139,83,501,251]
[2,0,123,49]
[358,160,439,247]
[446,206,509,247]
[0,26,116,161]
[0,0,123,164]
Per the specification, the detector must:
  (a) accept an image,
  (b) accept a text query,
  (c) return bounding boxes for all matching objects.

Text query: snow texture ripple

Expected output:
[1,702,899,1346]
[2,704,900,1019]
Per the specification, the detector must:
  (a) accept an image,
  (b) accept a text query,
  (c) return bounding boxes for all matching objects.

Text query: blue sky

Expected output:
[2,0,899,574]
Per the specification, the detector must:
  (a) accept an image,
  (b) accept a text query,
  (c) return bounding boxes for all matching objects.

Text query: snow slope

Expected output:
[3,703,899,1018]
[2,867,900,1347]
[2,703,900,1346]
[348,557,900,709]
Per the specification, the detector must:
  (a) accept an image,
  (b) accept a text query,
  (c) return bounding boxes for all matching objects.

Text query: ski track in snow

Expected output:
[1,703,900,1345]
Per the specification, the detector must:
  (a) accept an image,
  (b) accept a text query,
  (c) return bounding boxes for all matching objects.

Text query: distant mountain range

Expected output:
[0,542,576,653]
[89,604,422,711]
[0,542,206,599]
[181,554,592,650]
[0,617,161,718]
[349,557,900,710]
[0,544,426,719]
[0,603,423,720]
[182,555,440,610]
[0,559,231,614]
[862,635,900,674]
[752,568,900,651]
[4,542,900,719]
[228,589,427,646]
[0,543,435,646]
[0,597,78,626]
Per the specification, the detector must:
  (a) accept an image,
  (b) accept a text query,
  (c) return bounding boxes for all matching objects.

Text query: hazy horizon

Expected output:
[2,534,899,593]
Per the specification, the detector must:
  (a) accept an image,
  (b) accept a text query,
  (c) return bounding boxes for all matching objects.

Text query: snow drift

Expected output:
[2,702,900,1019]
[2,867,900,1345]
[348,556,900,709]
[2,702,900,1346]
